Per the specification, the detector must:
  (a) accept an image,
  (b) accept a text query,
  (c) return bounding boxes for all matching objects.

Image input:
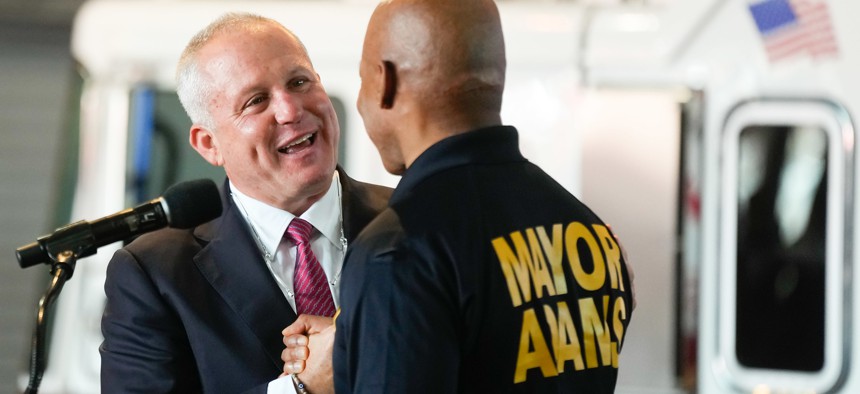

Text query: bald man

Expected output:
[282,0,634,392]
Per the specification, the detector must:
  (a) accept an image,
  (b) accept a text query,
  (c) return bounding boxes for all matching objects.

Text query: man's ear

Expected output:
[380,60,397,109]
[189,124,224,166]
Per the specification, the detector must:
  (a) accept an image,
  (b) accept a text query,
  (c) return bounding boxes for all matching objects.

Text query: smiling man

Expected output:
[99,13,391,393]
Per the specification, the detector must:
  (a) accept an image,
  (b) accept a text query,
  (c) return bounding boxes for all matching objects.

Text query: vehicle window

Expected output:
[735,124,827,372]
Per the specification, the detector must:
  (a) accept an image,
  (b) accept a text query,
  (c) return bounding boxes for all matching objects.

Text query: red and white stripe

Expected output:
[763,0,839,62]
[287,218,337,317]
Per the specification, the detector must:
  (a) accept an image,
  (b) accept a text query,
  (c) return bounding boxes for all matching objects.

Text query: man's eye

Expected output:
[244,96,266,109]
[290,78,309,89]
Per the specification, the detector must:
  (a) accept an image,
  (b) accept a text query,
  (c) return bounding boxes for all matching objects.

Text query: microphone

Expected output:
[16,178,223,268]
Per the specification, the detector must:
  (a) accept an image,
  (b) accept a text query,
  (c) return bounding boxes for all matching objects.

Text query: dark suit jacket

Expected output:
[334,127,633,393]
[101,170,391,393]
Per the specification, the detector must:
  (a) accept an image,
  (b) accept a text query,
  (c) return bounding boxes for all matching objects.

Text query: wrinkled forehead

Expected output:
[217,23,307,57]
[197,25,315,99]
[208,27,310,70]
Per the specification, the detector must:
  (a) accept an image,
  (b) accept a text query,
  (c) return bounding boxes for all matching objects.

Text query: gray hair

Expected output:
[175,12,304,130]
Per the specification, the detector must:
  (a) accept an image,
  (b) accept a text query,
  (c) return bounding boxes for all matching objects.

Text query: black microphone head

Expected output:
[161,179,223,229]
[16,241,45,269]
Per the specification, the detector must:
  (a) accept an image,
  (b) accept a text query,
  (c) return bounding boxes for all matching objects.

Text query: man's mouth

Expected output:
[278,132,317,154]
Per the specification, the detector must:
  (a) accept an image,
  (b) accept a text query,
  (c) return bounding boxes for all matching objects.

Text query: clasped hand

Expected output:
[282,314,336,394]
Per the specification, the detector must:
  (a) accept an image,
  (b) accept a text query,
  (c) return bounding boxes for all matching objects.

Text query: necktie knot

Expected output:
[285,218,313,245]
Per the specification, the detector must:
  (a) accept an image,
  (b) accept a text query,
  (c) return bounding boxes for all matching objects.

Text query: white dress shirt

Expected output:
[229,172,344,394]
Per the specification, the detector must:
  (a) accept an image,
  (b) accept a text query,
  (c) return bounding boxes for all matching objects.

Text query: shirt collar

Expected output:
[230,171,344,256]
[392,126,523,204]
[304,172,344,249]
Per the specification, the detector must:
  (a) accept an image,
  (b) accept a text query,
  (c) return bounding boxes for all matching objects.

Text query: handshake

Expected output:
[281,315,337,394]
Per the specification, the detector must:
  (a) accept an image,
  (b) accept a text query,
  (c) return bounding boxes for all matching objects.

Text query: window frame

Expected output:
[716,98,854,392]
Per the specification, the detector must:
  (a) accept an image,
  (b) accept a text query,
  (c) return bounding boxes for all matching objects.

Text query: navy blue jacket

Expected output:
[335,126,634,393]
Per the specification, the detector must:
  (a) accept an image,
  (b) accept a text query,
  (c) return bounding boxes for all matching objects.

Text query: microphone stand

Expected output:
[24,250,77,394]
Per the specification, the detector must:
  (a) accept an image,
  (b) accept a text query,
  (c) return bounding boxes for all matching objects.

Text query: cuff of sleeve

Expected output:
[267,375,298,394]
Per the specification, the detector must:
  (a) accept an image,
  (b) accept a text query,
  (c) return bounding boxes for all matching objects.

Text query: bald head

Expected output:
[357,0,507,174]
[367,0,506,117]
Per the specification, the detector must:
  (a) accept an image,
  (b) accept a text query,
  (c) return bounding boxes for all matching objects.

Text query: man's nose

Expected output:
[272,91,303,124]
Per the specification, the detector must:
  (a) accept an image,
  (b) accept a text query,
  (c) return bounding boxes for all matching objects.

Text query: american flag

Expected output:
[748,0,839,62]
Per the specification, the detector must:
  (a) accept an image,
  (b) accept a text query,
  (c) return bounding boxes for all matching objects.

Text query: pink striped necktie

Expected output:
[285,218,337,317]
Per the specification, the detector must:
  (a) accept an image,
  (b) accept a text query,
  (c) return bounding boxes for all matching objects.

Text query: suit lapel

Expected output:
[193,184,297,371]
[190,174,388,371]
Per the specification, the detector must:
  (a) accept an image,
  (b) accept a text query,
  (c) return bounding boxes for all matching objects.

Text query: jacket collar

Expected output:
[392,126,523,204]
